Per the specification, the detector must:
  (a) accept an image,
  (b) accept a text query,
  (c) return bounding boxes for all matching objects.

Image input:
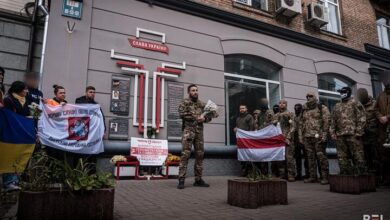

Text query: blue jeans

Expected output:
[2,173,19,187]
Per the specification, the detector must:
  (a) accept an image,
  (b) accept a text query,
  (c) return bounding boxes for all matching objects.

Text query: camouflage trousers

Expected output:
[272,144,296,178]
[304,137,329,180]
[335,135,366,174]
[178,128,204,181]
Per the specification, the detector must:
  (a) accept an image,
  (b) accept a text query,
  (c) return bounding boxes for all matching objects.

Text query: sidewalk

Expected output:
[114,176,390,220]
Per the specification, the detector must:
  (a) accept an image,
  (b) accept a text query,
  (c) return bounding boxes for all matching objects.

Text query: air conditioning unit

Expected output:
[307,3,329,27]
[275,0,302,17]
[234,0,251,6]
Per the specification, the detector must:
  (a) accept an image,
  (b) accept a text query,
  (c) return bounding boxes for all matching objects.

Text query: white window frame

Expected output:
[377,17,390,49]
[224,72,280,145]
[318,0,342,35]
[234,0,268,11]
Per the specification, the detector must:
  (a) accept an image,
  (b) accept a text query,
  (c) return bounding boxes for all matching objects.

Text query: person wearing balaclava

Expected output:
[257,98,276,130]
[273,104,280,114]
[357,88,379,178]
[375,84,390,186]
[299,92,330,184]
[293,103,309,180]
[273,99,296,181]
[330,87,367,176]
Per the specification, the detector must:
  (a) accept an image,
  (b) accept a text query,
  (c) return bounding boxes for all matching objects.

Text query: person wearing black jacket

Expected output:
[25,73,43,105]
[75,86,106,131]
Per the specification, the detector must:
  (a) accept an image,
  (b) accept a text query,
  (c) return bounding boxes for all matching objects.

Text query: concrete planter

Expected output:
[329,174,376,194]
[227,179,288,209]
[17,188,115,220]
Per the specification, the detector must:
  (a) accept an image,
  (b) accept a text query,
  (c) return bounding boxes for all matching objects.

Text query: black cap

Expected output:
[337,87,351,93]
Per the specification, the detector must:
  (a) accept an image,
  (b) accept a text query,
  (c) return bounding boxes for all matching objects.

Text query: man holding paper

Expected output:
[177,84,218,189]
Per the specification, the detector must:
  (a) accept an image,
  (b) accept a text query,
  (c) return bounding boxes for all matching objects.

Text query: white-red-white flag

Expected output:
[236,125,285,162]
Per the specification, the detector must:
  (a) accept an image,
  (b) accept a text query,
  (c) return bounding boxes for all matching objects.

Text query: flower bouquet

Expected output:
[28,102,42,120]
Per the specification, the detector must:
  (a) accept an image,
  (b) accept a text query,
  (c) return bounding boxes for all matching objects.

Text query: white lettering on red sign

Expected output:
[128,38,169,54]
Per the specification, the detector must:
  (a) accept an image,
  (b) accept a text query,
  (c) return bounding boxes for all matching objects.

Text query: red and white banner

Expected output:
[236,125,285,162]
[130,138,168,166]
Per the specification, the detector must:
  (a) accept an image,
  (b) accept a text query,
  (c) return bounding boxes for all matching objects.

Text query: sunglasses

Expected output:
[306,95,314,98]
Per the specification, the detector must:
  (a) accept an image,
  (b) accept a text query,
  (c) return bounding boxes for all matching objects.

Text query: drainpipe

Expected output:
[26,0,39,73]
[38,0,49,90]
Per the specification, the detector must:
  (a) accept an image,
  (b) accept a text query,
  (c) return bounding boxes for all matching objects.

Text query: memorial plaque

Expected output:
[167,83,184,141]
[110,77,130,115]
[108,118,129,140]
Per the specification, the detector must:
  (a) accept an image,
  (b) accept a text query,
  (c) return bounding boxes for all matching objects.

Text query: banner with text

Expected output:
[38,104,105,154]
[130,138,168,166]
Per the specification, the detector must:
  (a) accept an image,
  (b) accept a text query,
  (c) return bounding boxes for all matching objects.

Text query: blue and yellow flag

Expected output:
[0,109,36,174]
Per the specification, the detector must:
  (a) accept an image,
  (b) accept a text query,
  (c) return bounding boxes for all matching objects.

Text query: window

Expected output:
[318,0,342,35]
[234,0,268,11]
[225,54,280,145]
[377,16,390,49]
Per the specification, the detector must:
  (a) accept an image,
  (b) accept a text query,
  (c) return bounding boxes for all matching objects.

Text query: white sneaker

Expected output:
[383,143,390,148]
[5,183,21,192]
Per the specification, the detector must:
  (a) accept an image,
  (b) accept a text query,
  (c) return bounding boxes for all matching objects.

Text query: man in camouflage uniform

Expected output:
[177,84,213,189]
[293,103,309,180]
[256,98,275,174]
[330,87,367,175]
[257,98,275,130]
[273,99,295,181]
[357,88,379,175]
[300,92,330,184]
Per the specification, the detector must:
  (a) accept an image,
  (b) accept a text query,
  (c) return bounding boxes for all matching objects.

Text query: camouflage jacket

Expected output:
[274,109,294,142]
[363,98,379,136]
[257,109,275,130]
[292,114,302,142]
[300,102,330,140]
[330,98,366,136]
[236,113,255,131]
[178,98,211,130]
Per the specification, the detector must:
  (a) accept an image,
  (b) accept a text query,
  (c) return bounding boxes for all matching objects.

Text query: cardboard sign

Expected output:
[130,138,168,166]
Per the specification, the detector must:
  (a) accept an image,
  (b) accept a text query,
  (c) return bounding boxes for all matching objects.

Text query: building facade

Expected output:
[27,0,390,174]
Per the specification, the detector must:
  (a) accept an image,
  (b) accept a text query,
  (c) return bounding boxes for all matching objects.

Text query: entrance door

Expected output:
[226,80,267,145]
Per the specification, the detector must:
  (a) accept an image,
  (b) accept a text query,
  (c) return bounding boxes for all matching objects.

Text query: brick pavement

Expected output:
[114,176,390,220]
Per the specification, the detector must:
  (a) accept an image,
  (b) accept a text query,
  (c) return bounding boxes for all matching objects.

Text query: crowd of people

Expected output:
[234,86,390,186]
[0,66,103,192]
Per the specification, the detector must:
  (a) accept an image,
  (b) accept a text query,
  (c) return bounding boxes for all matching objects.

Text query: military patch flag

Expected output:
[38,104,104,154]
[0,109,36,174]
[236,124,285,162]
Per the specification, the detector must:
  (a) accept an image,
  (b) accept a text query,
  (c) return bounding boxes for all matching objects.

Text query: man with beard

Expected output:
[177,84,215,189]
[330,87,367,175]
[273,99,295,181]
[357,88,379,177]
[234,104,255,176]
[300,92,330,184]
[375,84,390,185]
[293,103,309,180]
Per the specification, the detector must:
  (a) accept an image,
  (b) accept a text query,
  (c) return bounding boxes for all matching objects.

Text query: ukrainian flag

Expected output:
[0,109,36,174]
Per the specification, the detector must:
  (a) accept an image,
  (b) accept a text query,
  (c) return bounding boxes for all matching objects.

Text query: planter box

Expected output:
[227,179,288,209]
[329,174,376,194]
[18,188,115,220]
